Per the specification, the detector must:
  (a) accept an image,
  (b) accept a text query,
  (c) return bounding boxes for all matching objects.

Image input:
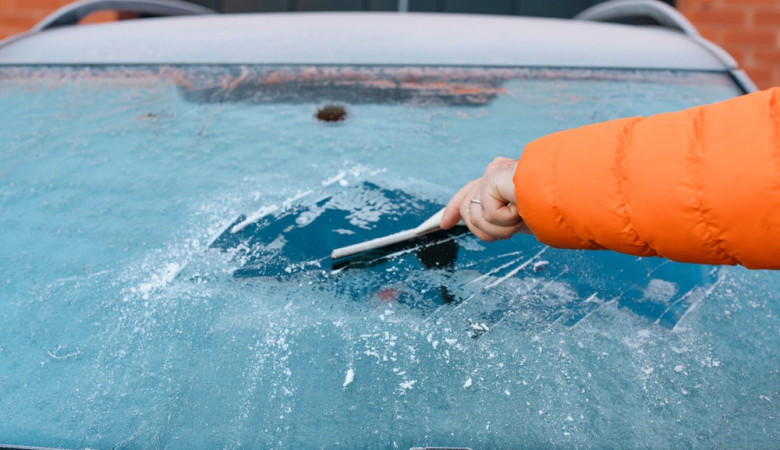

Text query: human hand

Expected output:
[440,157,529,242]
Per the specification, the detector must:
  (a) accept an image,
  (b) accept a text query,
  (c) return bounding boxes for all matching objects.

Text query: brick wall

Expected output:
[0,0,778,89]
[677,0,780,89]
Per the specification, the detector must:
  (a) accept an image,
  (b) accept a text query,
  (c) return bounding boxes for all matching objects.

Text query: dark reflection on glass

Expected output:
[332,228,468,305]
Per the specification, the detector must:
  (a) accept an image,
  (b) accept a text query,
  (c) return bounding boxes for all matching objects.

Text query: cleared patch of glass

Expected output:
[206,180,715,331]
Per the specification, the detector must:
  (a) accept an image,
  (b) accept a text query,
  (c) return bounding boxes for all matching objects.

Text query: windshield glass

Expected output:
[2,66,777,448]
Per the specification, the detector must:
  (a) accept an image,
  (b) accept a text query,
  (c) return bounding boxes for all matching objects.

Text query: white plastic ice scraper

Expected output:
[330,208,465,260]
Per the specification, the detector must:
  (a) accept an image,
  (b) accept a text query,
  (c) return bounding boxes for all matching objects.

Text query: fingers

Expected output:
[480,192,521,227]
[440,157,527,242]
[441,180,477,229]
[441,179,500,241]
[468,200,526,241]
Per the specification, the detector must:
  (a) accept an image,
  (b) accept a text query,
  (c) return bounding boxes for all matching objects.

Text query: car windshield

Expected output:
[2,65,778,448]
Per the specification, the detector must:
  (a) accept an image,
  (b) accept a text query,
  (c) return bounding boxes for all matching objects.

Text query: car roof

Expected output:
[0,12,735,71]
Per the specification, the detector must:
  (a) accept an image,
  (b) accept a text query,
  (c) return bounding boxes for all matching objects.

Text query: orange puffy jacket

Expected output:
[514,87,780,269]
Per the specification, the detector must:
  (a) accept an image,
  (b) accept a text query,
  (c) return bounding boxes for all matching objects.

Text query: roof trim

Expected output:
[0,12,737,71]
[33,0,215,32]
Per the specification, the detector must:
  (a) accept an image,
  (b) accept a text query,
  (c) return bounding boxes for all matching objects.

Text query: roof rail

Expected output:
[576,0,757,94]
[33,0,216,32]
[575,0,699,37]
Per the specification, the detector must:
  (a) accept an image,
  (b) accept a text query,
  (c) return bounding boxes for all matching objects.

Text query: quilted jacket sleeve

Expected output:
[514,87,780,269]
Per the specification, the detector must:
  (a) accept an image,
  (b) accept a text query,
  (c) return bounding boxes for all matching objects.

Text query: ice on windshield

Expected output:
[1,66,778,448]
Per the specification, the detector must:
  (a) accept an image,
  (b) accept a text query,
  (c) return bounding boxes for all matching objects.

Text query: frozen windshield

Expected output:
[2,66,778,448]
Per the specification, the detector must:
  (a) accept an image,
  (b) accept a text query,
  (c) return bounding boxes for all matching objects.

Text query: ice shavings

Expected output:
[399,380,416,391]
[463,249,545,292]
[208,214,244,247]
[484,248,548,290]
[283,259,322,274]
[231,204,279,234]
[533,260,549,272]
[266,235,286,251]
[426,333,439,349]
[230,189,313,233]
[133,262,183,300]
[323,171,348,187]
[464,251,525,286]
[343,368,355,388]
[643,279,678,303]
[232,323,296,427]
[328,186,400,230]
[295,209,323,227]
[322,164,386,187]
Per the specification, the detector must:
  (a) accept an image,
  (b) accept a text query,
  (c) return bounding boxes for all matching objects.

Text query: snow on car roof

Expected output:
[0,12,733,70]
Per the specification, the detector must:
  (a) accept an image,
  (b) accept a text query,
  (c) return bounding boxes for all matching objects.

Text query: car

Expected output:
[1,0,777,448]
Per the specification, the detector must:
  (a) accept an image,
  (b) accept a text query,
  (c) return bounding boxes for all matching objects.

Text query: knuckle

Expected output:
[482,207,496,222]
